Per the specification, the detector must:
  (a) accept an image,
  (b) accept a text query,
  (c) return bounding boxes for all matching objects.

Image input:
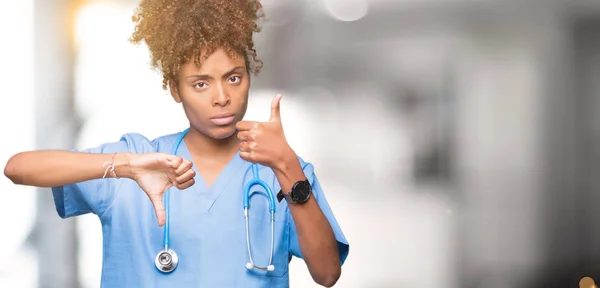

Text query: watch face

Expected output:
[292,180,311,203]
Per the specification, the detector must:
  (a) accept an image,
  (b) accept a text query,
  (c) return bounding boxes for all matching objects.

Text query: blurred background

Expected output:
[2,0,600,287]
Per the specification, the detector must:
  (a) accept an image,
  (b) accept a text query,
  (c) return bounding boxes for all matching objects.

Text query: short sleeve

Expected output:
[51,133,151,219]
[287,160,349,265]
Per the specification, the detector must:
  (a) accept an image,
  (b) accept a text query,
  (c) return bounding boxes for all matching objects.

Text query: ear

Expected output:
[169,79,182,103]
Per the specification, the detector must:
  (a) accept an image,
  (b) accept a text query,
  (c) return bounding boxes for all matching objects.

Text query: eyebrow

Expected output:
[185,66,246,80]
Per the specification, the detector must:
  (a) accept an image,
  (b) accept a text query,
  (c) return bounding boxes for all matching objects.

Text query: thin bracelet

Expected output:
[102,152,118,179]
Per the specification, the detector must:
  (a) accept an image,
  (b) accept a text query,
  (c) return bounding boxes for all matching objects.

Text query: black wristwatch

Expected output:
[277,179,312,204]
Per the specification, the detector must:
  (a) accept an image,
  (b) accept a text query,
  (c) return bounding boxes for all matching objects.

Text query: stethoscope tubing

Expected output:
[164,128,189,250]
[157,128,278,273]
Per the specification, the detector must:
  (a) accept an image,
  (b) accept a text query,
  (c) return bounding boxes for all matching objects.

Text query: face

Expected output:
[170,48,250,140]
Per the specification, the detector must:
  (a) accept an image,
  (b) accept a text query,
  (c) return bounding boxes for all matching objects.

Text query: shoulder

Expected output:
[117,131,183,154]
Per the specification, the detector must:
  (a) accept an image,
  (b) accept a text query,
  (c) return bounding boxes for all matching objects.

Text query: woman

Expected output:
[3,0,349,287]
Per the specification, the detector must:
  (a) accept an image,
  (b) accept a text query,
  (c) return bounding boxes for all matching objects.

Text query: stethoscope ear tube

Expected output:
[244,164,277,212]
[243,164,277,274]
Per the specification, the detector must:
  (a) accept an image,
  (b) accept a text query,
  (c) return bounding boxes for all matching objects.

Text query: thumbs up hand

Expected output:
[235,94,294,169]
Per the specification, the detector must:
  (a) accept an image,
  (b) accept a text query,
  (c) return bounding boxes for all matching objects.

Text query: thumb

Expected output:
[148,193,166,226]
[269,94,282,122]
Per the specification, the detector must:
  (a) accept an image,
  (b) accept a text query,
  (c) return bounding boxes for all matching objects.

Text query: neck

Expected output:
[183,126,240,159]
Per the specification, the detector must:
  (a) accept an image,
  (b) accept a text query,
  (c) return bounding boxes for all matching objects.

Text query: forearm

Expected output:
[272,151,341,287]
[4,150,133,187]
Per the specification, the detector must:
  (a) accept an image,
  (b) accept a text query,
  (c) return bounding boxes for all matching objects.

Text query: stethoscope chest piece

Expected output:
[155,249,179,273]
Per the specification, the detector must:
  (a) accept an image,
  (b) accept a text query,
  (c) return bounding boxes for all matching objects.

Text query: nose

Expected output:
[212,83,230,107]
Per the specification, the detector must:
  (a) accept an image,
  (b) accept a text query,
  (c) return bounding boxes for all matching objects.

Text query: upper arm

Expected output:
[287,159,350,265]
[51,133,151,219]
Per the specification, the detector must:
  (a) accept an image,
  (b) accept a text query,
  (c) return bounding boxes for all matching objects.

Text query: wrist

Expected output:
[273,147,298,174]
[273,148,306,194]
[113,153,134,179]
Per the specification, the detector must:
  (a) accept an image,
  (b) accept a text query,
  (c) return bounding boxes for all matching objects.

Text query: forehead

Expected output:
[179,48,247,76]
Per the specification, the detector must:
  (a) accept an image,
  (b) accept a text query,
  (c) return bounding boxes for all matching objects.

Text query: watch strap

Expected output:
[277,190,285,203]
[277,190,295,203]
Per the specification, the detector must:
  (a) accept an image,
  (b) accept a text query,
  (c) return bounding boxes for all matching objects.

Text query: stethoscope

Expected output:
[155,128,277,273]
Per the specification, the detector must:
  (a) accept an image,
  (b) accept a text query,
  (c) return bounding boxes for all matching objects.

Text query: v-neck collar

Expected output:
[177,137,247,213]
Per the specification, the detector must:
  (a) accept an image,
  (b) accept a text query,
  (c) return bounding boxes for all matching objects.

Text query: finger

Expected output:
[148,193,166,227]
[167,156,183,169]
[236,121,259,131]
[164,153,180,166]
[174,159,193,176]
[176,178,195,190]
[269,94,282,122]
[240,151,252,162]
[165,154,176,162]
[175,168,195,184]
[239,141,251,153]
[239,151,256,163]
[237,131,253,141]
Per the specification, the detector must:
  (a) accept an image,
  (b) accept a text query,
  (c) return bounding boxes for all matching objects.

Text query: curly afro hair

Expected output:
[129,0,264,90]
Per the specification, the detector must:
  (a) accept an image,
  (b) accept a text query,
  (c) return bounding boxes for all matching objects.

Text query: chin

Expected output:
[210,126,237,140]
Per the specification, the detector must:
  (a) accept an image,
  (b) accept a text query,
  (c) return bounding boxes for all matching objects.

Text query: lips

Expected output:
[210,113,236,126]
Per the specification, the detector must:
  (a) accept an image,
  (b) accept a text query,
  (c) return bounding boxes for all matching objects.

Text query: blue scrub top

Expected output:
[51,131,349,288]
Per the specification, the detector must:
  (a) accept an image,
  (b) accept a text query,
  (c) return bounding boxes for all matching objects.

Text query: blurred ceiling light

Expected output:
[321,0,369,22]
[260,0,300,26]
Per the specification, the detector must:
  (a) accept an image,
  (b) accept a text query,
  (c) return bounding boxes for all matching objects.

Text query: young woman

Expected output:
[3,0,349,287]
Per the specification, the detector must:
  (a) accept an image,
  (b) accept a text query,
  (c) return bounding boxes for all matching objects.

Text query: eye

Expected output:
[228,76,241,84]
[194,82,208,89]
